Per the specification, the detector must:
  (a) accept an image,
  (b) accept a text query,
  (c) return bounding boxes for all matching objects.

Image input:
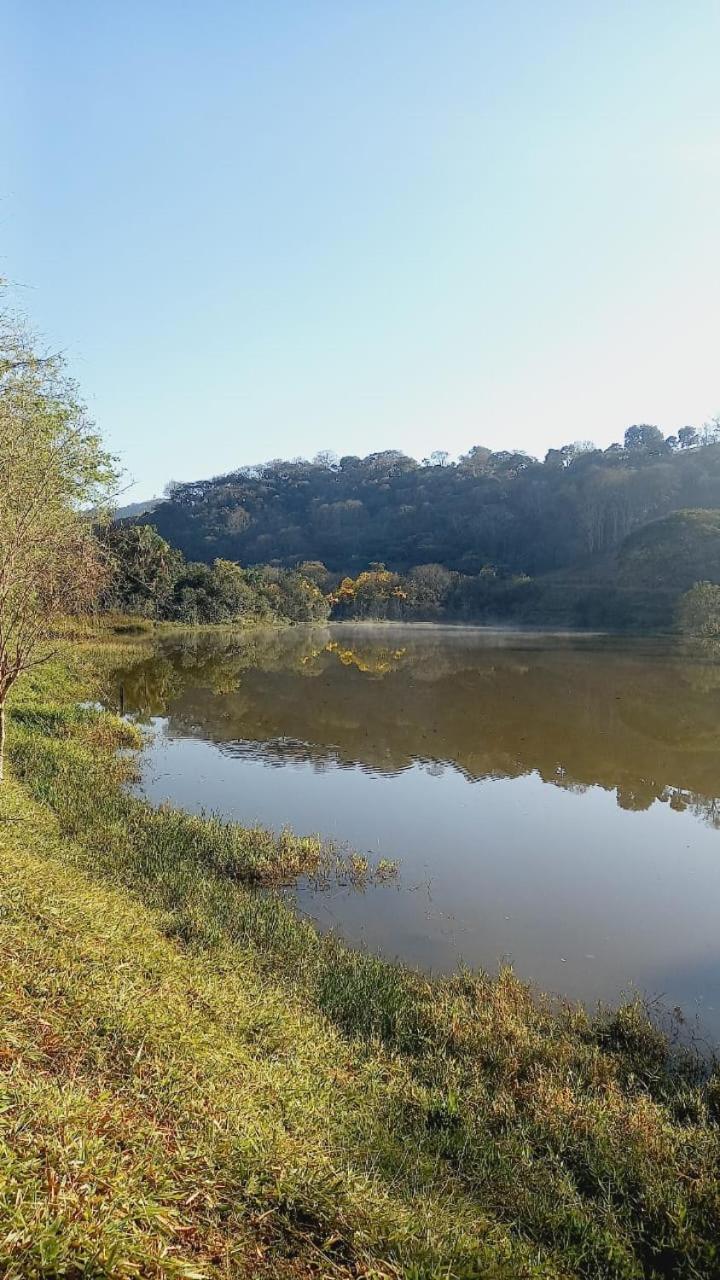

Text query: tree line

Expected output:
[100,523,329,624]
[143,426,720,586]
[102,509,720,634]
[1,275,719,789]
[117,423,720,630]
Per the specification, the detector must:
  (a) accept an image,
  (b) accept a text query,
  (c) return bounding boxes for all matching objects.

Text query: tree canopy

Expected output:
[619,509,720,593]
[0,296,117,776]
[142,427,720,586]
[101,522,330,626]
[676,581,720,638]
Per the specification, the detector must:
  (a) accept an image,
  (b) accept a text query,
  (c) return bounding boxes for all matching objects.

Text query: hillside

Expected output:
[114,496,160,521]
[143,434,720,581]
[619,508,720,591]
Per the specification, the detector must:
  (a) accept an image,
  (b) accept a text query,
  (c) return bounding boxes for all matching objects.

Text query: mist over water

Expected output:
[109,624,720,1041]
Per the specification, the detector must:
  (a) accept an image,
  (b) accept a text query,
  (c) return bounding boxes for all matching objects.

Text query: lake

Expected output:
[109,623,720,1042]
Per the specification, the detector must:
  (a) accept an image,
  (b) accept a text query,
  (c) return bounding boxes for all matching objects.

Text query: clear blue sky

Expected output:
[4,2,719,499]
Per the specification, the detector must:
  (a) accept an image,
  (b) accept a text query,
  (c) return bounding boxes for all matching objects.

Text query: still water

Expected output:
[109,624,720,1039]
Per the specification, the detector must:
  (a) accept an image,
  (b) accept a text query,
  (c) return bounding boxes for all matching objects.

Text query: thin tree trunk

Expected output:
[0,702,5,783]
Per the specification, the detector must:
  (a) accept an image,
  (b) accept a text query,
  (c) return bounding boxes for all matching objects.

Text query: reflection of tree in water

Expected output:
[110,627,332,718]
[325,640,407,675]
[106,656,184,719]
[109,627,720,827]
[616,783,660,813]
[680,792,720,829]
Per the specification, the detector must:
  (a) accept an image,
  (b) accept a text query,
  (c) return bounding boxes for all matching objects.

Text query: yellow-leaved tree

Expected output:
[0,293,118,779]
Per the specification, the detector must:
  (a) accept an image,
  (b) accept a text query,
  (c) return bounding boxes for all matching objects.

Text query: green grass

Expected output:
[1,642,720,1277]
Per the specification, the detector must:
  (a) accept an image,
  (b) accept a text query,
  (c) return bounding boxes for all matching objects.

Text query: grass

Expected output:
[1,640,720,1277]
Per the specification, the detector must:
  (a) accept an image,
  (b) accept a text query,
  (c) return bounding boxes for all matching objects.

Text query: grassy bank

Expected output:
[1,642,720,1278]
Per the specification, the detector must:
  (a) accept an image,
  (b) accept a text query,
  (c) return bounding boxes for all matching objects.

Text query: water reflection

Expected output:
[108,625,720,1039]
[111,625,720,824]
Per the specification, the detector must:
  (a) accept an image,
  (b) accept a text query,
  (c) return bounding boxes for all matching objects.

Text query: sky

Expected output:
[4,1,720,500]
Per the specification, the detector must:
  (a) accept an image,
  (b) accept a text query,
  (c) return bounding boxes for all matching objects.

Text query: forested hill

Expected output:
[144,426,720,579]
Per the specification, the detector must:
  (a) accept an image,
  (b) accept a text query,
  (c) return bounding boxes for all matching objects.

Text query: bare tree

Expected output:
[0,295,118,779]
